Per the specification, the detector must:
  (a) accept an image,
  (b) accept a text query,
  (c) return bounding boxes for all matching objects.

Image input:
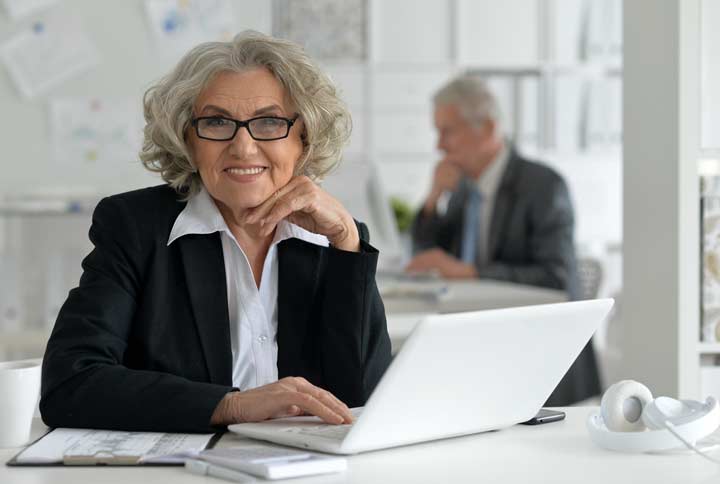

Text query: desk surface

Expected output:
[380,278,566,315]
[4,408,720,484]
[381,278,567,352]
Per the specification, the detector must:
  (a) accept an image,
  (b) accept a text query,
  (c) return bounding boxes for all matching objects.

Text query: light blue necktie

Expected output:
[460,188,482,265]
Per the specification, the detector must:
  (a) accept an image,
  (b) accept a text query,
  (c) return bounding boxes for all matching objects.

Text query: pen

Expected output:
[185,458,257,483]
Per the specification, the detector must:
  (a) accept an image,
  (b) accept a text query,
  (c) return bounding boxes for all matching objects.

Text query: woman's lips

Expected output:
[223,166,267,182]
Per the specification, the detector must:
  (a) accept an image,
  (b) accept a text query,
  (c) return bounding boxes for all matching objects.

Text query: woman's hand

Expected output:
[244,176,360,252]
[210,377,354,426]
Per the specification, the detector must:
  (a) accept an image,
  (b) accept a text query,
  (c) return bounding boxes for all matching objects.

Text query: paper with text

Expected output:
[0,14,99,98]
[15,428,214,464]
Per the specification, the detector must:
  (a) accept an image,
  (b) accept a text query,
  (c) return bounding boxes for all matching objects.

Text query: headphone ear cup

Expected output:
[600,380,654,432]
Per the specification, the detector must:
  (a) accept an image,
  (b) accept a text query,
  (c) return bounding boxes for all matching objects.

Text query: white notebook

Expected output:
[199,445,347,480]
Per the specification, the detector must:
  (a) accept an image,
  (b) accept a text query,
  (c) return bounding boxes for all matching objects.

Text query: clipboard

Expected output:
[62,452,144,466]
[6,428,222,467]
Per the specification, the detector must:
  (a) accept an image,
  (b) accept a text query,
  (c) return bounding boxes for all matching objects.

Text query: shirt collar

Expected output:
[475,142,510,197]
[168,187,329,248]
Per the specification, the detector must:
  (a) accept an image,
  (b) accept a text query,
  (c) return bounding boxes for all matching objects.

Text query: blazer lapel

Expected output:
[276,238,322,378]
[489,150,520,258]
[179,233,233,385]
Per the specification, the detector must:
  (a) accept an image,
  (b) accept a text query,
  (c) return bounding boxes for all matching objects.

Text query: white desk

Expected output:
[381,278,567,351]
[4,408,720,483]
[380,278,567,315]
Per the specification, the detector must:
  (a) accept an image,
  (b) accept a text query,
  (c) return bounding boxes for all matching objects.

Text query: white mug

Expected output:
[0,358,41,448]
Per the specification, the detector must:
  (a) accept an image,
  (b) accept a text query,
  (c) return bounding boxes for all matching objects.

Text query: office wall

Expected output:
[0,0,625,364]
[0,0,271,195]
[0,0,622,252]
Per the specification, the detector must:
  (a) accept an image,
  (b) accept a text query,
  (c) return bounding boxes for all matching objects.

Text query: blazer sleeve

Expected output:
[411,190,465,255]
[317,222,392,407]
[480,175,578,296]
[40,196,233,433]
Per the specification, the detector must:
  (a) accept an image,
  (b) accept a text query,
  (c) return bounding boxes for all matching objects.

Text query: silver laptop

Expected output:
[229,299,614,455]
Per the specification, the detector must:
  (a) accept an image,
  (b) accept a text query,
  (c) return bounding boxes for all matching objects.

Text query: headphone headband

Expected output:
[587,397,720,453]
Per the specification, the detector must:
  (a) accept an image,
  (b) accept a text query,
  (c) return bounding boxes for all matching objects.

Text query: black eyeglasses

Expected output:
[191,114,299,141]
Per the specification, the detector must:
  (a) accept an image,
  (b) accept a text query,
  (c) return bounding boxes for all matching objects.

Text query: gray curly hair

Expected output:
[140,30,352,198]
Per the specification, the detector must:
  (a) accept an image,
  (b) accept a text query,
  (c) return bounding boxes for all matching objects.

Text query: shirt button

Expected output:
[257,335,268,343]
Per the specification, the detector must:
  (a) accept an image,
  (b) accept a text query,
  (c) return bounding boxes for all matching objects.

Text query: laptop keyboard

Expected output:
[288,424,353,440]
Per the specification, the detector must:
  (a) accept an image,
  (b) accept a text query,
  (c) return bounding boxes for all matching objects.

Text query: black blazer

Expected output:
[412,148,580,300]
[40,185,392,433]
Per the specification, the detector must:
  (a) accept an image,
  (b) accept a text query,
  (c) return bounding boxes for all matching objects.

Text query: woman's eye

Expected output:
[259,118,282,128]
[206,117,230,127]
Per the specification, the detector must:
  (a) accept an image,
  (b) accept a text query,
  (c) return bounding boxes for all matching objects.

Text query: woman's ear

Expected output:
[298,117,308,144]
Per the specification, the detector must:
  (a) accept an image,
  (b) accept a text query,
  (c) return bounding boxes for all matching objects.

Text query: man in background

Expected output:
[408,74,598,405]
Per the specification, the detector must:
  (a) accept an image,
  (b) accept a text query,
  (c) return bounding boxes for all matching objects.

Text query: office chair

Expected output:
[577,256,604,300]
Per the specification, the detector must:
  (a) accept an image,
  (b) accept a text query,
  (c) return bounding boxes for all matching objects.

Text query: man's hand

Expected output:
[210,377,354,426]
[405,248,478,279]
[423,160,462,215]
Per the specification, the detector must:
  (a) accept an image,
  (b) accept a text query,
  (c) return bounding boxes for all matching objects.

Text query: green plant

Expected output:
[390,196,414,233]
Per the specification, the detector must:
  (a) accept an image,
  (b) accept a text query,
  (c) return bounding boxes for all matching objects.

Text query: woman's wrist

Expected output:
[329,219,360,252]
[210,392,237,426]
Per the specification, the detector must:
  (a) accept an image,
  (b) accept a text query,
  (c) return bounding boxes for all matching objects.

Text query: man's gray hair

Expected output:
[140,30,351,199]
[433,74,502,128]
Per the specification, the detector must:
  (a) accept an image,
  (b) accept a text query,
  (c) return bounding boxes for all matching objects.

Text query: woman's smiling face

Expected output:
[187,68,304,213]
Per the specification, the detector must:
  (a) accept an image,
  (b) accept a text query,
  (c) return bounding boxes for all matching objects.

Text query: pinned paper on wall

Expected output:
[49,98,143,165]
[144,0,236,58]
[1,0,59,20]
[0,15,99,99]
[272,0,366,60]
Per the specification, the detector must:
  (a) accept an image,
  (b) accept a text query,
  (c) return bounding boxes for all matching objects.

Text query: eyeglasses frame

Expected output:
[190,114,300,141]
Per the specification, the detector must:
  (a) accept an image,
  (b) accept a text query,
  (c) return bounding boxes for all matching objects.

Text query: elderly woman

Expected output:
[40,31,391,433]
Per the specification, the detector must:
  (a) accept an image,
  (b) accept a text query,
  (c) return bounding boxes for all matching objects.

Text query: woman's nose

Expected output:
[227,126,258,158]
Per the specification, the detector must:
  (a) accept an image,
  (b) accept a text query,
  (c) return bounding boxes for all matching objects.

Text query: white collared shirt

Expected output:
[473,144,510,266]
[167,188,329,390]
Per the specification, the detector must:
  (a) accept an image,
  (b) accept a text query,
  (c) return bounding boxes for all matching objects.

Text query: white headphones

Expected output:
[587,380,720,456]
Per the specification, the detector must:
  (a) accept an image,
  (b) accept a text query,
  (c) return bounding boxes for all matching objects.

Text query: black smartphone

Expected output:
[520,409,566,425]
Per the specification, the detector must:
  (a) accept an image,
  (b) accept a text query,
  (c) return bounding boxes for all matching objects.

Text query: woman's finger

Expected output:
[271,404,303,419]
[244,176,307,224]
[260,191,318,234]
[279,392,345,424]
[292,379,354,423]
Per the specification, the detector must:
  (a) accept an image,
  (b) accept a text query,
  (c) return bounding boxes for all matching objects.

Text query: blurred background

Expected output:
[0,0,715,402]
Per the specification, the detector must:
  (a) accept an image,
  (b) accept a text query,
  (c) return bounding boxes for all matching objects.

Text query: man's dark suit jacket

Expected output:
[412,148,580,298]
[411,148,599,405]
[40,185,392,433]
